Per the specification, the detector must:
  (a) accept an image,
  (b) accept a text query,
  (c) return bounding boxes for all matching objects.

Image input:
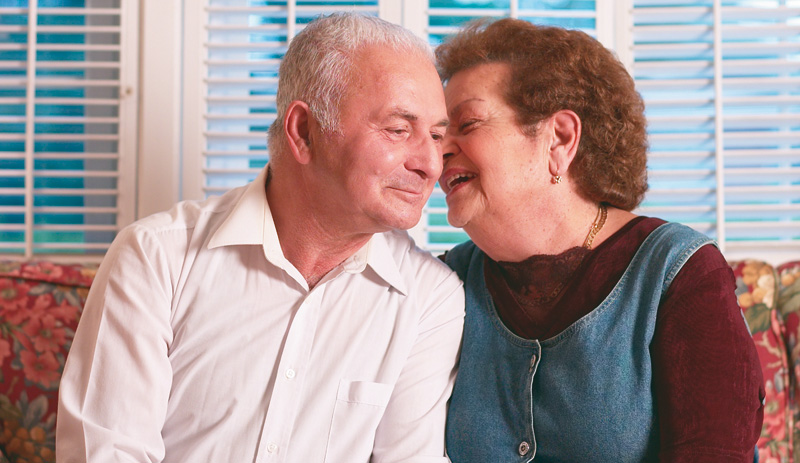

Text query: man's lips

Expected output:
[388,187,425,196]
[387,185,429,202]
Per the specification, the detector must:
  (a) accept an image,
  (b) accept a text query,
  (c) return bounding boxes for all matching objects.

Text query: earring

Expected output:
[551,175,562,184]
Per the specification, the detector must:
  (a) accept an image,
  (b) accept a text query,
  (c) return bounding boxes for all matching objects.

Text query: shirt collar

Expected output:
[208,165,270,249]
[349,233,408,296]
[208,164,408,295]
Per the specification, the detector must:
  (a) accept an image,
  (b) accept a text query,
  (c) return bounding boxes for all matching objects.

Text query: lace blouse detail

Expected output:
[488,247,589,303]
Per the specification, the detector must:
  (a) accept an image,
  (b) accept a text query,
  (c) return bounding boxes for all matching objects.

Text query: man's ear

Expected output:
[284,100,314,164]
[547,109,581,177]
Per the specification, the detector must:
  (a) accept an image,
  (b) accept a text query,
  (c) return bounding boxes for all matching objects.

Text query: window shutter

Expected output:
[197,0,380,198]
[0,0,137,260]
[631,0,800,257]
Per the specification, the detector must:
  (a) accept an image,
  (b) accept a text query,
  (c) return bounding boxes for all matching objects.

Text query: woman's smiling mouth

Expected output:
[442,171,477,193]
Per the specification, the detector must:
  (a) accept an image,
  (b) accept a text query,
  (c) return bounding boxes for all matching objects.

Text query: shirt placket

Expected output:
[255,285,325,462]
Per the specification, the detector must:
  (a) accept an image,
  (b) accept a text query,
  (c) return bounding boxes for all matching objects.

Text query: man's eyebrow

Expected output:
[389,109,418,121]
[389,109,449,127]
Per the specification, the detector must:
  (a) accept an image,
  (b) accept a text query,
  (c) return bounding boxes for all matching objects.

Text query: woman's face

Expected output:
[440,62,551,234]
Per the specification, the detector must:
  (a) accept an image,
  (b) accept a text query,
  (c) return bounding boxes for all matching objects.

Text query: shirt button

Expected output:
[268,442,278,453]
[518,441,530,456]
[285,368,296,379]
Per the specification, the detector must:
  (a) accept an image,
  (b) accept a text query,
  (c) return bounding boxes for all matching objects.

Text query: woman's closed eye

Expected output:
[458,119,479,133]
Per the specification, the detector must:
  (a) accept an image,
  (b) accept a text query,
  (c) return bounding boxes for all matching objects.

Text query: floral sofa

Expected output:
[0,261,96,463]
[0,258,799,462]
[738,259,800,463]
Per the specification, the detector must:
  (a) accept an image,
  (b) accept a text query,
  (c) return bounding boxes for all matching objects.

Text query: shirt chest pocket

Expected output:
[324,379,394,462]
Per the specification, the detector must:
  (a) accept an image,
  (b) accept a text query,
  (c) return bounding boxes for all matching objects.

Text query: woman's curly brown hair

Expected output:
[436,18,648,210]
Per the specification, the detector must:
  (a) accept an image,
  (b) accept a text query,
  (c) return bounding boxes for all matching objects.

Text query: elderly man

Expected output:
[56,13,464,463]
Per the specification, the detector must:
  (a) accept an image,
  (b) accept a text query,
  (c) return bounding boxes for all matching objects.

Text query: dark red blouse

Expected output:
[483,217,765,462]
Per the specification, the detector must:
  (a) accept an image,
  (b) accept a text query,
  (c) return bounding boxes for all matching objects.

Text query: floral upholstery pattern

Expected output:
[777,261,800,463]
[0,257,798,462]
[0,261,96,463]
[733,260,790,463]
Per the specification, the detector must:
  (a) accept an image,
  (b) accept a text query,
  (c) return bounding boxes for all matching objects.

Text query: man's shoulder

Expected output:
[377,230,465,322]
[128,185,247,235]
[110,185,248,256]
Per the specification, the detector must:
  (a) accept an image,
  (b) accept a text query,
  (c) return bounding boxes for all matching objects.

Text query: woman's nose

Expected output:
[442,133,459,164]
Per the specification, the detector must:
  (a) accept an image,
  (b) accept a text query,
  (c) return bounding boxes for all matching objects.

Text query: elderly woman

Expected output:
[437,18,764,463]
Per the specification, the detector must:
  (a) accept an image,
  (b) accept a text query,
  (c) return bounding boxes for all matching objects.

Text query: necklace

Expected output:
[582,203,608,249]
[537,202,609,301]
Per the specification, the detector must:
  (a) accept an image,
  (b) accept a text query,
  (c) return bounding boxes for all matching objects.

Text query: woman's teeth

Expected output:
[447,173,476,190]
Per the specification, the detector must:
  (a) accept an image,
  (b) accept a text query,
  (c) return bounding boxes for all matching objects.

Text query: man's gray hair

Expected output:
[266,13,434,160]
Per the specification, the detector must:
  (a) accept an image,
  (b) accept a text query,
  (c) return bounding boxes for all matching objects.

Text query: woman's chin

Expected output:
[446,210,471,230]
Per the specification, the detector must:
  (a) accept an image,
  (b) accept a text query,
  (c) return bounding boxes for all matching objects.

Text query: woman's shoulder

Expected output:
[441,240,482,280]
[611,216,716,256]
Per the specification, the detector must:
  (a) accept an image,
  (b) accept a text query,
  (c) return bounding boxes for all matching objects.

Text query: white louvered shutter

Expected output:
[631,0,800,257]
[0,0,137,260]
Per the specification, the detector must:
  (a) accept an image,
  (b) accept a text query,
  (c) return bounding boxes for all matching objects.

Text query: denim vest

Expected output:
[445,223,713,463]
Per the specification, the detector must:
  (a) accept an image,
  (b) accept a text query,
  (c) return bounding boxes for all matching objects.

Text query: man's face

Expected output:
[309,45,448,235]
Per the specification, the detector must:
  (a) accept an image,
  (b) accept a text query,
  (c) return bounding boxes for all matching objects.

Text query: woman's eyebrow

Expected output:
[448,98,484,118]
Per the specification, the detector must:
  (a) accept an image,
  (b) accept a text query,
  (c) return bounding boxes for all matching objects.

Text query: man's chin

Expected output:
[376,211,423,232]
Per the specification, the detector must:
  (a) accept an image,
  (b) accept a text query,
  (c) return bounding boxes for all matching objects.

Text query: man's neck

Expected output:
[282,230,371,289]
[265,167,373,289]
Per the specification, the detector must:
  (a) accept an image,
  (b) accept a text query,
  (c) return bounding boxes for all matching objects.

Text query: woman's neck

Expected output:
[467,196,612,263]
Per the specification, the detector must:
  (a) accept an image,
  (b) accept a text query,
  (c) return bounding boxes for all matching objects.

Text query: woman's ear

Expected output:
[284,100,314,164]
[547,109,582,177]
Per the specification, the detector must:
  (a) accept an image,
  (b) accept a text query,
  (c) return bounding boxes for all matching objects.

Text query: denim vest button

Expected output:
[518,441,530,456]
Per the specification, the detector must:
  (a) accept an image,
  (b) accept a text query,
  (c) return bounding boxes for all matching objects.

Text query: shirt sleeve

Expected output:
[370,265,465,463]
[56,225,175,463]
[652,244,765,462]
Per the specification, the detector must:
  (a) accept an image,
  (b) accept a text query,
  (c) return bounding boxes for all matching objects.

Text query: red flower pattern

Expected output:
[1,260,95,463]
[50,296,81,323]
[0,279,32,326]
[733,260,795,463]
[22,314,66,354]
[0,278,29,309]
[26,262,64,281]
[19,350,60,388]
[0,338,10,366]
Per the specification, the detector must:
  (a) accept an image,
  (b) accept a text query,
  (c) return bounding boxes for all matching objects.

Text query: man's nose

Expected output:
[406,134,443,180]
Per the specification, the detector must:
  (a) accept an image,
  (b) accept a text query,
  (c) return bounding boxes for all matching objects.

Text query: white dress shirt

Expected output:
[56,166,465,463]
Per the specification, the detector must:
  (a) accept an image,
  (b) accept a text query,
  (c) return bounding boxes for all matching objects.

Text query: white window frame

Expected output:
[136,0,181,218]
